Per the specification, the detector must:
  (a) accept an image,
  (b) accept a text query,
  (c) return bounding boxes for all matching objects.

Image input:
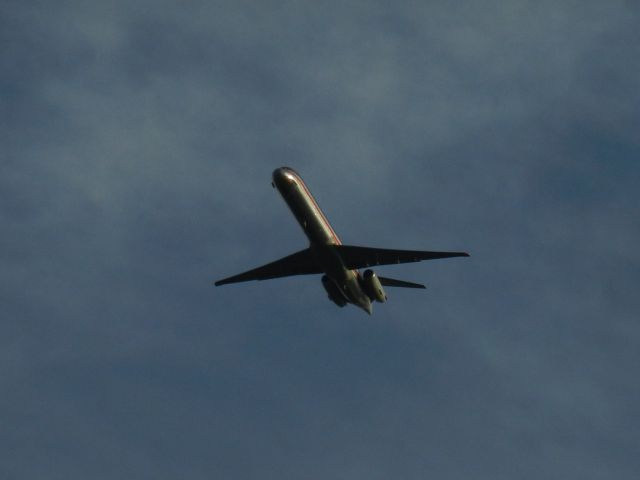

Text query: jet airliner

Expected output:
[215,167,469,314]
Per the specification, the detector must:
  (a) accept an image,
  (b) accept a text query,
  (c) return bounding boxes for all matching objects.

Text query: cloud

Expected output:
[2,1,639,479]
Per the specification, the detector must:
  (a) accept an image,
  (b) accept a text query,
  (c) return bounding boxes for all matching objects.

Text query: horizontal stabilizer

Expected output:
[378,276,426,289]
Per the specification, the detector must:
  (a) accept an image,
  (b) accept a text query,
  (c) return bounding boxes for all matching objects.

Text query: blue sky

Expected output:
[2,1,639,479]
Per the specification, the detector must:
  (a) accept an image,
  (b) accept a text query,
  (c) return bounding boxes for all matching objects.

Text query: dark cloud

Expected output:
[2,1,639,479]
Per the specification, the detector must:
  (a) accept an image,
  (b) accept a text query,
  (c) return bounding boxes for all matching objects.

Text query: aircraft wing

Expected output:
[214,248,322,286]
[334,245,469,269]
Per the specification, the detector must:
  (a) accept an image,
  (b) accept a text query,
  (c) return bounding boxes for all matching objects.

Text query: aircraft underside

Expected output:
[214,167,469,314]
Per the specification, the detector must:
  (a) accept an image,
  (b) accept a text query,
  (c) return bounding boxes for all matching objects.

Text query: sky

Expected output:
[2,1,639,478]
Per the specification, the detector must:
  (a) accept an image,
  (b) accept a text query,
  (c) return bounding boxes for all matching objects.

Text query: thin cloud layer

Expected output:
[2,1,639,479]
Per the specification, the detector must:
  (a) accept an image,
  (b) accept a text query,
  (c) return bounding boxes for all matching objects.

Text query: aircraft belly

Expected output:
[312,244,347,280]
[280,182,336,245]
[342,273,372,314]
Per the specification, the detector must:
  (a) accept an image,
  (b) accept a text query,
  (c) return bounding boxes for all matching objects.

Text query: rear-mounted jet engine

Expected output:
[321,275,348,307]
[361,269,387,303]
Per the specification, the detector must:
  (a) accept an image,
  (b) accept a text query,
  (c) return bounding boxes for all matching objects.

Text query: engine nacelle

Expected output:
[321,275,348,307]
[362,269,387,303]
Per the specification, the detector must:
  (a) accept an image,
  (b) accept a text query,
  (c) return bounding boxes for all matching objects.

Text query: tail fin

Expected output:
[378,276,426,289]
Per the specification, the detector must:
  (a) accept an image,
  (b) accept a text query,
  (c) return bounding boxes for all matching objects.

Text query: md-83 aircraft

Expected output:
[215,167,469,314]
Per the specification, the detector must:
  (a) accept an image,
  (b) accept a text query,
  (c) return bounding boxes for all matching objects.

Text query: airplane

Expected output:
[214,167,469,314]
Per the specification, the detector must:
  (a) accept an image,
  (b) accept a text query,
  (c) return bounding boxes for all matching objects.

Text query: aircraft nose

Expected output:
[272,167,298,190]
[272,167,285,179]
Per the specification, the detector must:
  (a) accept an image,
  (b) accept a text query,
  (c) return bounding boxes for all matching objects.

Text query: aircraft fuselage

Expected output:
[272,167,373,314]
